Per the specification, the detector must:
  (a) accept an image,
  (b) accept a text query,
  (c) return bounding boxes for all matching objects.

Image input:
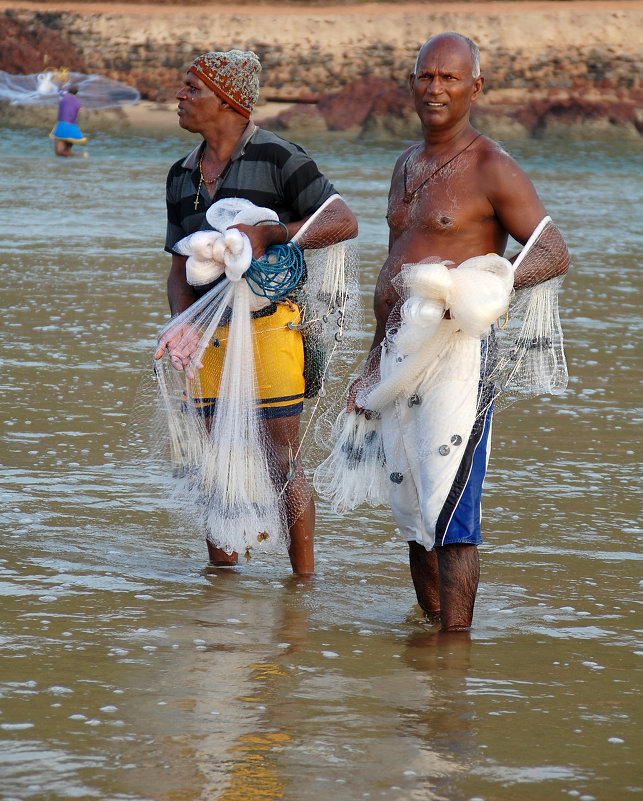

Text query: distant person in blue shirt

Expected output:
[50,85,88,157]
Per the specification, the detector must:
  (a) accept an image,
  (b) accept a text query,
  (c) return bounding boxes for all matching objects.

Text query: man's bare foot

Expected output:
[206,541,238,567]
[422,610,442,626]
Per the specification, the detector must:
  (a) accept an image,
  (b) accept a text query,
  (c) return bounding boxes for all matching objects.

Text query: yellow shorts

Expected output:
[188,301,305,419]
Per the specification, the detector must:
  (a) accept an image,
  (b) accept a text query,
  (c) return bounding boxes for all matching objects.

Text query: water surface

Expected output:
[0,127,641,801]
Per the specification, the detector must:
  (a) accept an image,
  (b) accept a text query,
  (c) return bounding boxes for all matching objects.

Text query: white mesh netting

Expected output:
[0,69,140,109]
[150,194,360,555]
[313,216,569,516]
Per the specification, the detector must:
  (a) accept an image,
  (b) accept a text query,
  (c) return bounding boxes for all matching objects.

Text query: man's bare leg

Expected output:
[287,494,315,576]
[264,415,314,576]
[408,541,441,623]
[201,414,238,566]
[435,543,479,632]
[206,541,238,567]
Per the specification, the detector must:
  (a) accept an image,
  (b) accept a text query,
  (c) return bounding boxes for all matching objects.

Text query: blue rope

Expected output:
[245,242,304,301]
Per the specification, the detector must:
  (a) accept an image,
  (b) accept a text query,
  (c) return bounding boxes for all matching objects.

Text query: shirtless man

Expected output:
[349,33,569,631]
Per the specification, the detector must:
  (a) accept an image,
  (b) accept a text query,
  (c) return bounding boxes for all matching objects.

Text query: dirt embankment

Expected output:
[1,1,641,139]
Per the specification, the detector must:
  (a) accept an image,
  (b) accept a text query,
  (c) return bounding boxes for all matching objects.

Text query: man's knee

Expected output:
[437,542,479,565]
[264,415,301,474]
[408,539,434,565]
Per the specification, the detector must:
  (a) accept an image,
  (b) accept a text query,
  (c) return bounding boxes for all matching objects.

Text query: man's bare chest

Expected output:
[387,185,477,240]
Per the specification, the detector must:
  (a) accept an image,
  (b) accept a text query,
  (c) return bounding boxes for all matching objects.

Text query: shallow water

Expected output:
[0,126,641,801]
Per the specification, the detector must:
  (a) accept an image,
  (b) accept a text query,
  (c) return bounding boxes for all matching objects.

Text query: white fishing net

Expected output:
[487,216,568,408]
[0,68,140,108]
[152,194,360,556]
[314,216,569,515]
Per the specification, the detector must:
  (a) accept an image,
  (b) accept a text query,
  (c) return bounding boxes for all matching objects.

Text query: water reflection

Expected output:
[0,127,641,801]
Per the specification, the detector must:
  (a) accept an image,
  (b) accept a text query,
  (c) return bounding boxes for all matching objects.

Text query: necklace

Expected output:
[194,152,226,211]
[402,133,482,204]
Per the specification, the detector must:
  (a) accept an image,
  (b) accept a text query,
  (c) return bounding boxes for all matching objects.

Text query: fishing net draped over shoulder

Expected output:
[314,216,568,514]
[151,194,360,556]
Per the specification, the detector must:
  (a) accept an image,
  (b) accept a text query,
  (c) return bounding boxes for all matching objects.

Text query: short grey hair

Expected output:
[414,33,481,79]
[467,37,481,79]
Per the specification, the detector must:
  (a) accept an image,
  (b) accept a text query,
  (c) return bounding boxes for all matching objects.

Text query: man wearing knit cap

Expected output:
[155,49,358,576]
[189,49,260,118]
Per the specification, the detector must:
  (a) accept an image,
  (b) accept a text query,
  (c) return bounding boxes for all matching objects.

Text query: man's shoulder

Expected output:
[475,135,519,167]
[473,136,533,190]
[395,143,418,164]
[247,126,309,158]
[167,143,201,178]
[167,156,185,176]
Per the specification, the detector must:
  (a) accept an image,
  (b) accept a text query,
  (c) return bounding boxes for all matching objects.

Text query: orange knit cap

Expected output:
[188,49,261,119]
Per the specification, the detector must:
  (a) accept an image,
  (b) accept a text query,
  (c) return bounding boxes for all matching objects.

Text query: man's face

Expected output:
[409,38,483,130]
[176,72,221,132]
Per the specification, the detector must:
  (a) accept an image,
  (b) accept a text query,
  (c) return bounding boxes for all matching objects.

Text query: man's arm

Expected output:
[483,149,570,287]
[233,196,358,259]
[231,218,305,259]
[166,253,198,317]
[347,150,412,416]
[154,254,203,377]
[292,196,358,250]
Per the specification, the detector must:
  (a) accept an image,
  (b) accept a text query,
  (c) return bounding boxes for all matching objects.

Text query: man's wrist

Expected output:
[255,219,289,245]
[275,220,289,244]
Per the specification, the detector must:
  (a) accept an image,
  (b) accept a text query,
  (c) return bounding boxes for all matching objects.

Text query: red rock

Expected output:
[0,12,86,74]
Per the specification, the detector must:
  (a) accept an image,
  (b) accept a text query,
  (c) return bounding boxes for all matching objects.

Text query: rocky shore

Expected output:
[1,1,641,139]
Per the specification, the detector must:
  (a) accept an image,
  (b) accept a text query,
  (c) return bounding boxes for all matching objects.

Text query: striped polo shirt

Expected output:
[165,121,336,254]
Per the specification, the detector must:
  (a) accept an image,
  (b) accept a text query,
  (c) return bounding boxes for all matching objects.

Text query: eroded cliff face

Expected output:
[2,3,641,138]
